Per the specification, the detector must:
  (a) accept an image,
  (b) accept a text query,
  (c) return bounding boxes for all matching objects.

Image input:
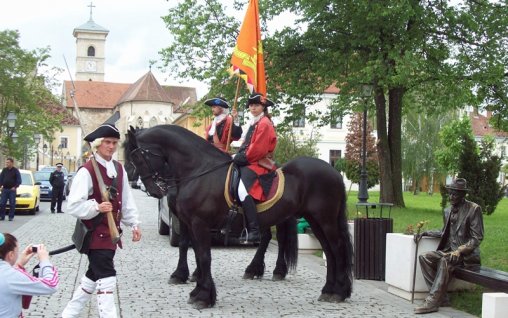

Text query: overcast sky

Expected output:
[0,0,210,98]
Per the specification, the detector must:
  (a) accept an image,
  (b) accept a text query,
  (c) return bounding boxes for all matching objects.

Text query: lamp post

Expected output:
[357,84,373,203]
[34,134,42,170]
[43,143,48,166]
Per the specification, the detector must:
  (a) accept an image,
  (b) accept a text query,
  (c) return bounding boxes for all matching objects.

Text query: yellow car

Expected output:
[1,169,41,215]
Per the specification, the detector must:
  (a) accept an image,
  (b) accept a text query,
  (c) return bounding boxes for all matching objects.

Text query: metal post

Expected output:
[358,105,369,203]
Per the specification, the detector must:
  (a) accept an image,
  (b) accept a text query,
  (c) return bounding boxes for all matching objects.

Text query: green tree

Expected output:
[458,135,505,215]
[402,111,455,194]
[273,129,319,165]
[160,1,508,206]
[0,30,62,160]
[437,117,505,215]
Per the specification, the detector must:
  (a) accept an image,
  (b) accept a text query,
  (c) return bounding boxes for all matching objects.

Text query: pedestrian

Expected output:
[0,158,22,221]
[0,233,59,318]
[204,97,243,152]
[49,163,65,213]
[233,92,277,244]
[62,123,142,318]
[414,178,484,314]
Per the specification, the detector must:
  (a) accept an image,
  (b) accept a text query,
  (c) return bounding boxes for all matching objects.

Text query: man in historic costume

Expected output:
[233,92,277,244]
[49,163,65,213]
[62,124,142,318]
[204,97,243,152]
[414,178,484,314]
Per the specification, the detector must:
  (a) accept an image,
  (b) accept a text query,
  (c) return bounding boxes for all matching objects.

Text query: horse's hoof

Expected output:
[189,275,197,282]
[187,297,196,304]
[243,272,255,280]
[192,300,210,310]
[272,274,285,281]
[169,277,186,284]
[318,293,344,303]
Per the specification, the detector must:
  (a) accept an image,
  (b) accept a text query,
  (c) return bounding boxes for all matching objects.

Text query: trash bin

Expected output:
[354,203,393,280]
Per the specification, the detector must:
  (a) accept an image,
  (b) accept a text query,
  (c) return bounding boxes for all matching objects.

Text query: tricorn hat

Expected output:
[84,124,120,142]
[445,178,469,192]
[55,163,63,167]
[204,97,229,108]
[245,92,274,108]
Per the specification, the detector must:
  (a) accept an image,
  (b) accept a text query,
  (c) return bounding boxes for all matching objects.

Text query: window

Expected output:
[329,149,342,167]
[87,46,95,57]
[331,114,343,129]
[60,137,68,149]
[293,108,306,128]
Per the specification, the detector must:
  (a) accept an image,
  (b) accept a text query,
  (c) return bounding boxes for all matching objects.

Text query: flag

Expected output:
[229,0,266,96]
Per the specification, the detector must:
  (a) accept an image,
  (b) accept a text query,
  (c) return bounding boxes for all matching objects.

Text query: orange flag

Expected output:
[229,0,266,96]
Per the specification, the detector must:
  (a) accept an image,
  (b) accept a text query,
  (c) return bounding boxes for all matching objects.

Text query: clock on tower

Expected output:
[85,60,97,72]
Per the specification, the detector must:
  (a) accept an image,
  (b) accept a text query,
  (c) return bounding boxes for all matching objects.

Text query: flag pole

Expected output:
[225,76,242,153]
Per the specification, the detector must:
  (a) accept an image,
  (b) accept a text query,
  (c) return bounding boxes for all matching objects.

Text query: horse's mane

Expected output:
[127,125,232,162]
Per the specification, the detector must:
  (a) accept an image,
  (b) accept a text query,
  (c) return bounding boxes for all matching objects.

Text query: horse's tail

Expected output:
[282,217,298,272]
[337,188,353,297]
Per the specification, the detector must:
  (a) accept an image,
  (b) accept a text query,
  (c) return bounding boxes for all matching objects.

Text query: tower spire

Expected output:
[88,2,96,20]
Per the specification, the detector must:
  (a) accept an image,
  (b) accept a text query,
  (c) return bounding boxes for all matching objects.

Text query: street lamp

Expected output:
[358,84,373,203]
[7,112,17,129]
[43,143,48,166]
[34,133,42,170]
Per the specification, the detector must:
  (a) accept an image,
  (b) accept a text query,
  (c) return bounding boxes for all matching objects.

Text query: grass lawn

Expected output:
[344,190,508,317]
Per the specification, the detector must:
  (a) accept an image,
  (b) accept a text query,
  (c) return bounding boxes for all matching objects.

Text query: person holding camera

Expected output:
[62,124,141,318]
[0,233,59,318]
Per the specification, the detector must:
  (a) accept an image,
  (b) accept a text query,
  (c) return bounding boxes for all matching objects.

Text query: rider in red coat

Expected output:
[204,97,243,152]
[233,92,277,244]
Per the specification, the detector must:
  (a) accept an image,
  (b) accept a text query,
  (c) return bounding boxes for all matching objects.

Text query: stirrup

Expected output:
[239,229,260,245]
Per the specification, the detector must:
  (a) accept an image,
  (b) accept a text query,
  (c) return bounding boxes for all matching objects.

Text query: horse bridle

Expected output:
[130,146,232,193]
[130,147,171,194]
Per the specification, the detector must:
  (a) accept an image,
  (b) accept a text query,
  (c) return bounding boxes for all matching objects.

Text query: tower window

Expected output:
[87,46,95,57]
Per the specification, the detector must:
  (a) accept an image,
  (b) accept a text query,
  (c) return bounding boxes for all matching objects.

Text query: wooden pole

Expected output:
[225,77,242,153]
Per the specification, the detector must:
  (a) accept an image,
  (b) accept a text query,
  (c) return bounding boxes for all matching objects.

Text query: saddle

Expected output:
[224,163,285,212]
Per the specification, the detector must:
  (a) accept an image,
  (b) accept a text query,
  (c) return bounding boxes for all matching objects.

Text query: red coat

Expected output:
[83,160,123,250]
[239,116,277,200]
[205,116,242,152]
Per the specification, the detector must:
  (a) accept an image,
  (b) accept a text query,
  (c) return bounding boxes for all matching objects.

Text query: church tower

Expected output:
[73,3,108,81]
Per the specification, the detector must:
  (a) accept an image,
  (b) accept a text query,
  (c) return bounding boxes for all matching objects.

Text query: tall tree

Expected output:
[0,30,62,159]
[402,111,455,194]
[160,1,508,206]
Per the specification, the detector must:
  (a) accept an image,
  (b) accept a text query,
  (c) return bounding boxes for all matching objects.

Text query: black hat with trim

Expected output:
[245,92,274,108]
[204,97,229,108]
[445,178,469,192]
[55,163,63,167]
[84,124,121,142]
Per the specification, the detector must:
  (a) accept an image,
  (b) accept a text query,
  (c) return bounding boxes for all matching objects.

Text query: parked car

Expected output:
[158,194,244,247]
[65,172,76,196]
[34,171,53,201]
[35,167,68,201]
[0,169,41,215]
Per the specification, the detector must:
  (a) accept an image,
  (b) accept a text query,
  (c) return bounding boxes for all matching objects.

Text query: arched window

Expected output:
[87,46,95,57]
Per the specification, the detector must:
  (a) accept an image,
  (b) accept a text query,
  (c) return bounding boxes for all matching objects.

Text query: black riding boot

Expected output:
[240,196,260,244]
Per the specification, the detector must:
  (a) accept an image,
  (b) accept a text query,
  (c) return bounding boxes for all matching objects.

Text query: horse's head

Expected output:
[126,126,169,199]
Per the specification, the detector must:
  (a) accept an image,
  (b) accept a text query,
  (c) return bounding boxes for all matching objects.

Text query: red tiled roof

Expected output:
[470,113,508,138]
[117,71,172,104]
[63,81,131,109]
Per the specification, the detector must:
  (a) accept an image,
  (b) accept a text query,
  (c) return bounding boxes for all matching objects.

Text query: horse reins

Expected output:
[130,147,232,191]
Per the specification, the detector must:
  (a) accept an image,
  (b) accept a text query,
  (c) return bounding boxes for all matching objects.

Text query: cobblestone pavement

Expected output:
[9,189,475,318]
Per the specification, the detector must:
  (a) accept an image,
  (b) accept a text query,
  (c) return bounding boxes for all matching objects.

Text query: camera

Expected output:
[32,245,39,253]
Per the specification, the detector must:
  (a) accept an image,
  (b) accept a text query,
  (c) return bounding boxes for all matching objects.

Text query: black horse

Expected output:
[125,125,353,309]
[123,130,296,285]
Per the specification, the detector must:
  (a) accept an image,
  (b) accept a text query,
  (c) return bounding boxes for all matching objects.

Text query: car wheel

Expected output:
[169,213,180,247]
[158,208,170,235]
